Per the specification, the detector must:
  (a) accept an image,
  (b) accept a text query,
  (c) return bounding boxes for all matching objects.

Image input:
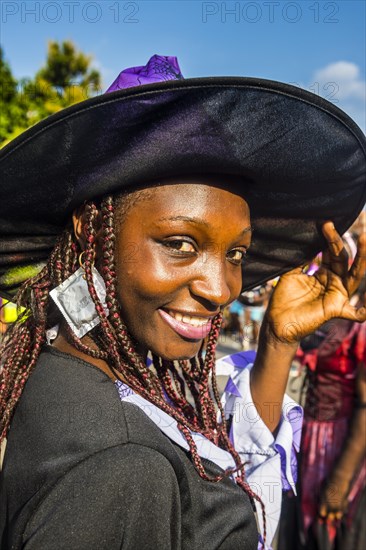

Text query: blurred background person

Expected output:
[239,282,273,347]
[278,230,366,550]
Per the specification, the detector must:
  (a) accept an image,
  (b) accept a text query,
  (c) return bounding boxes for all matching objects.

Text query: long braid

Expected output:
[0,227,78,439]
[0,194,266,546]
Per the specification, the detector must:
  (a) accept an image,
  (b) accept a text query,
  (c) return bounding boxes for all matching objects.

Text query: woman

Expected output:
[0,55,365,550]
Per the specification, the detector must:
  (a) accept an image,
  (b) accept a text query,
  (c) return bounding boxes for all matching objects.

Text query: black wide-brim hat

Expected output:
[0,72,365,298]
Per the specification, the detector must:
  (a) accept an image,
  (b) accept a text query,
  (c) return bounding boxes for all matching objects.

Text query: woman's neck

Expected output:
[52,329,119,382]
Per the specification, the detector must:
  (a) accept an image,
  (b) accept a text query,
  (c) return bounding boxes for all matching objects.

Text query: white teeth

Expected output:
[169,311,209,327]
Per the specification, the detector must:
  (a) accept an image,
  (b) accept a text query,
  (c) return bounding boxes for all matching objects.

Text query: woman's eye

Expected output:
[227,249,246,264]
[163,240,196,254]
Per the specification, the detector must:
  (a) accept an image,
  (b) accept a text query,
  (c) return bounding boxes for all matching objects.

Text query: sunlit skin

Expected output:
[114,182,251,360]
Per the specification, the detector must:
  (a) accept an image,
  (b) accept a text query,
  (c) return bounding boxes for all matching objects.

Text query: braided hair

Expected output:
[0,193,266,545]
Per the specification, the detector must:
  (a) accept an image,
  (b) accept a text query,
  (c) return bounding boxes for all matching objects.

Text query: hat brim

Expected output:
[0,77,365,296]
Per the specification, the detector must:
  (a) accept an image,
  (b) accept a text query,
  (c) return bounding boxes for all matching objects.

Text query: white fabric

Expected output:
[218,354,303,548]
[116,383,236,472]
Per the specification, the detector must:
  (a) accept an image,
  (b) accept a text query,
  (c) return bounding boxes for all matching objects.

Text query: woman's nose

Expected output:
[189,256,235,307]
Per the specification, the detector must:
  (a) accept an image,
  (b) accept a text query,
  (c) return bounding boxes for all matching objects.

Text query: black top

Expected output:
[0,347,257,549]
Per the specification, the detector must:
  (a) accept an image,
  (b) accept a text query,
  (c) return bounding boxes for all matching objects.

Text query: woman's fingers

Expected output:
[322,221,344,254]
[346,232,366,296]
[335,300,366,323]
[321,222,366,297]
[321,222,349,279]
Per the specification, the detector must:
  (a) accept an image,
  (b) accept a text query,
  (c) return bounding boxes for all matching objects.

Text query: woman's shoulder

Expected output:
[4,346,179,472]
[1,347,187,546]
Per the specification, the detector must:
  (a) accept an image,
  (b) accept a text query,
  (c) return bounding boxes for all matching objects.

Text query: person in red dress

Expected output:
[299,277,366,549]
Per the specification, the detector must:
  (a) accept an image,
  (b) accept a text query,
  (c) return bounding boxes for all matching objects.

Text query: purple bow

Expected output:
[106,55,183,92]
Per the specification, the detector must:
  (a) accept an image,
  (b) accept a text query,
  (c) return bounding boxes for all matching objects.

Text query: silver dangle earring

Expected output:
[50,251,109,338]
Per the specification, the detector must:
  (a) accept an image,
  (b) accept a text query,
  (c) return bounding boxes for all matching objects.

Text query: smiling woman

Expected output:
[111,181,251,359]
[0,55,365,550]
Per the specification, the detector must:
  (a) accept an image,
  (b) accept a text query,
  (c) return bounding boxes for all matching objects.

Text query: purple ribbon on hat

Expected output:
[106,55,183,92]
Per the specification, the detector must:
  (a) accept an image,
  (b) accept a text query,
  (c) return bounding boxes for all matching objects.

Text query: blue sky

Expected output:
[1,0,365,131]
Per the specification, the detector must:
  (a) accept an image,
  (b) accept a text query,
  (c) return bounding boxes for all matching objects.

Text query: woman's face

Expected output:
[114,180,251,360]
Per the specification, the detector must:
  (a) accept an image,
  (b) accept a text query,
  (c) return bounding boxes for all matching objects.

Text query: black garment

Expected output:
[0,347,257,549]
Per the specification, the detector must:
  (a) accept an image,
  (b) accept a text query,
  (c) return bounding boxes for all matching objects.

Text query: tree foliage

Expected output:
[0,47,28,144]
[0,41,101,146]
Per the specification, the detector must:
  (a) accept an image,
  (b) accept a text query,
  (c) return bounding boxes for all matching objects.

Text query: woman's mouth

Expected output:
[158,309,212,340]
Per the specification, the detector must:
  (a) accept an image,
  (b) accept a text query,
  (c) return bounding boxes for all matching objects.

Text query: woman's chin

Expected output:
[151,340,203,362]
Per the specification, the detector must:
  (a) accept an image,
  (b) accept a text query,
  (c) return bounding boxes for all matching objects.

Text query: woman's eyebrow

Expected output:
[157,216,210,227]
[157,216,252,235]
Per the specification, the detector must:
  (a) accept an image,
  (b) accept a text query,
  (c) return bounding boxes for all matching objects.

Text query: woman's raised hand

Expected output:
[264,221,366,345]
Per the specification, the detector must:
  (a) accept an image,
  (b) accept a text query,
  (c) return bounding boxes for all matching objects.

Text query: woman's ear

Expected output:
[72,204,88,249]
[72,204,103,251]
